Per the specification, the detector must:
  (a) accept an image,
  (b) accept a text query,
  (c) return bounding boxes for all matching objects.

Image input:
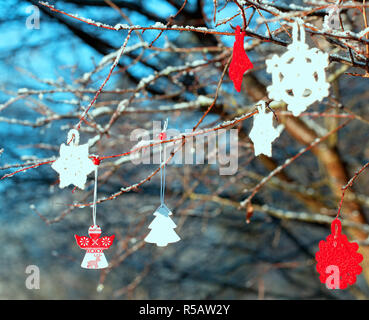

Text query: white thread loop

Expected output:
[67,129,80,146]
[160,119,168,206]
[257,101,266,114]
[162,118,168,132]
[292,19,305,44]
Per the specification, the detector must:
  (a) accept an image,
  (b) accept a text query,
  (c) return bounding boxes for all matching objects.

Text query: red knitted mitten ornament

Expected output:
[315,219,363,289]
[229,26,254,92]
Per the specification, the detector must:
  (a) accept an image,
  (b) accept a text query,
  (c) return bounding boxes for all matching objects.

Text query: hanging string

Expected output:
[92,166,98,226]
[160,119,168,206]
[292,18,305,44]
[91,156,100,226]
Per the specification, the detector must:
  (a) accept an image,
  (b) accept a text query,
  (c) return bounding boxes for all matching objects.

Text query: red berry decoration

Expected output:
[315,219,363,289]
[158,132,167,140]
[229,26,254,92]
[92,156,100,165]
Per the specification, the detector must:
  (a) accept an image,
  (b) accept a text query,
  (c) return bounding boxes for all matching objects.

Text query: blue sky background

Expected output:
[0,0,278,183]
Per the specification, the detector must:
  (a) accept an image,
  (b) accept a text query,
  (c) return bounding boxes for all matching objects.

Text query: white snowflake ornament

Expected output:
[144,204,180,247]
[266,20,330,116]
[249,102,284,157]
[51,129,96,189]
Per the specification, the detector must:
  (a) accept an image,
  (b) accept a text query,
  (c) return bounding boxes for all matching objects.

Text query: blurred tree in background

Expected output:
[0,0,368,299]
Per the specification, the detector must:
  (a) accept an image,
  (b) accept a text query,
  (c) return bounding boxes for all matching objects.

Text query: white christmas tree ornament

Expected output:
[249,102,284,157]
[144,204,180,247]
[144,120,180,247]
[266,20,330,116]
[51,129,95,189]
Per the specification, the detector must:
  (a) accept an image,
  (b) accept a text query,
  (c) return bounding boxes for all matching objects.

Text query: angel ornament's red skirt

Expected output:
[81,248,108,269]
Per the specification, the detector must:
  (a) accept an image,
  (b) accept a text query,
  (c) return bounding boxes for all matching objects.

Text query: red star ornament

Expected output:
[229,26,254,92]
[315,219,363,289]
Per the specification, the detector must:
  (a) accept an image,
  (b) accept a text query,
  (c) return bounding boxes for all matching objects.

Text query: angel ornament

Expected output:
[266,20,330,116]
[51,129,95,189]
[75,157,115,269]
[75,225,115,269]
[249,101,284,157]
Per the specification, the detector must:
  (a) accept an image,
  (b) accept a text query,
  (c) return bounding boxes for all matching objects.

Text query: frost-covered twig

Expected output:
[75,30,133,130]
[240,120,352,208]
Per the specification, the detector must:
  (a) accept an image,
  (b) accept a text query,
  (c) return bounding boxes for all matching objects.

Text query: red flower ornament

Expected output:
[315,219,363,289]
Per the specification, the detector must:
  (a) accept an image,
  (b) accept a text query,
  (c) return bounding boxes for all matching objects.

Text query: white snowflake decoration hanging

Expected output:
[51,129,96,189]
[249,101,284,157]
[266,20,330,116]
[144,204,180,247]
